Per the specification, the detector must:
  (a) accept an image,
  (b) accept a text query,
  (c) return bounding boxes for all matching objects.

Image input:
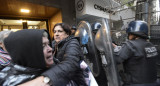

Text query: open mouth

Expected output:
[47,55,53,60]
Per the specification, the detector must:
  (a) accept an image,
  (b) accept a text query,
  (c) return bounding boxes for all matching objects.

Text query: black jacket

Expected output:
[42,36,86,86]
[115,39,158,84]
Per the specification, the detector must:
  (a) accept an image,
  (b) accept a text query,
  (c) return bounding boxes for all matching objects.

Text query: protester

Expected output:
[0,29,53,86]
[0,31,12,70]
[20,23,87,86]
[43,23,86,85]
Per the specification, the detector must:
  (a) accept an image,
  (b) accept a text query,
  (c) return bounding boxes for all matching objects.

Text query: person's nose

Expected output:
[47,45,53,52]
[49,46,53,51]
[54,31,59,36]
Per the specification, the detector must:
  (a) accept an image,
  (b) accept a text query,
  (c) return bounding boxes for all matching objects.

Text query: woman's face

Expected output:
[43,37,53,67]
[53,25,69,43]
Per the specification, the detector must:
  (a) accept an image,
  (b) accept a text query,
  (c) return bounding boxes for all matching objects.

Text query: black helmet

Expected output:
[92,22,101,31]
[126,20,148,39]
[71,26,76,30]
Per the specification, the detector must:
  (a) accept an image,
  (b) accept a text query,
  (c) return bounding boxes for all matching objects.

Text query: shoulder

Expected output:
[0,64,41,86]
[66,37,80,45]
[64,37,82,53]
[121,40,135,51]
[59,37,81,51]
[69,38,79,43]
[124,39,140,46]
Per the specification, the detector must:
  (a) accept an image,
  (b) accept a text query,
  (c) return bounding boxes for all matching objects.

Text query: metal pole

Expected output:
[147,0,152,39]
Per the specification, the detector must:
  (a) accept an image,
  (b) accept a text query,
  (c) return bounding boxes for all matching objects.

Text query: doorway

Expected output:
[0,19,48,31]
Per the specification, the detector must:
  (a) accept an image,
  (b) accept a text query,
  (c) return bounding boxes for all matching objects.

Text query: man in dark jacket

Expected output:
[114,20,158,86]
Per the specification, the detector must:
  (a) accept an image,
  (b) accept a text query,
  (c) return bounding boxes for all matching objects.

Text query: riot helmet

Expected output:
[71,25,76,35]
[71,25,76,30]
[92,22,101,30]
[92,22,101,34]
[126,20,148,39]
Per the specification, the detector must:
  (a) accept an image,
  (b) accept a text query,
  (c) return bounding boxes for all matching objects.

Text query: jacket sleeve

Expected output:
[114,42,133,64]
[42,39,82,86]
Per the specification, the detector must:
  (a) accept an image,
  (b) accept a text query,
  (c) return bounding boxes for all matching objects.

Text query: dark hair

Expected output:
[53,23,71,35]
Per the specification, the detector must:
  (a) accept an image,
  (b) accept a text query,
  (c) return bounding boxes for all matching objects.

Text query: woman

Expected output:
[21,23,87,86]
[42,23,86,86]
[0,29,53,86]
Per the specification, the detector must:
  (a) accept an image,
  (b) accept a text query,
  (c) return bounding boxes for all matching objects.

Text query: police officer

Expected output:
[71,25,76,35]
[114,20,158,86]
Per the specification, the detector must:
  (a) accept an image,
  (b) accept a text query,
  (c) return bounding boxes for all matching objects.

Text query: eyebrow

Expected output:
[54,29,63,31]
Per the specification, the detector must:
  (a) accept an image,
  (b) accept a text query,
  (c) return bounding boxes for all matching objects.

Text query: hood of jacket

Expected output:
[4,29,50,69]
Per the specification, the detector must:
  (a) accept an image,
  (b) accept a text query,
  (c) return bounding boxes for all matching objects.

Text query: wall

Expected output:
[75,0,121,20]
[19,0,76,27]
[61,0,76,26]
[48,10,62,39]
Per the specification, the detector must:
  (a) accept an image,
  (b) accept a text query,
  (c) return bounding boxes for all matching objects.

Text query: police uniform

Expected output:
[115,20,158,86]
[115,39,158,86]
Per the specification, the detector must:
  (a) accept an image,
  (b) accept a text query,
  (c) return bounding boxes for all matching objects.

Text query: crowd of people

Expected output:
[0,20,159,86]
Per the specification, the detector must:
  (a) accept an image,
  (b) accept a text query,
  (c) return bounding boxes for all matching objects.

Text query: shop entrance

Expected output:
[0,19,48,31]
